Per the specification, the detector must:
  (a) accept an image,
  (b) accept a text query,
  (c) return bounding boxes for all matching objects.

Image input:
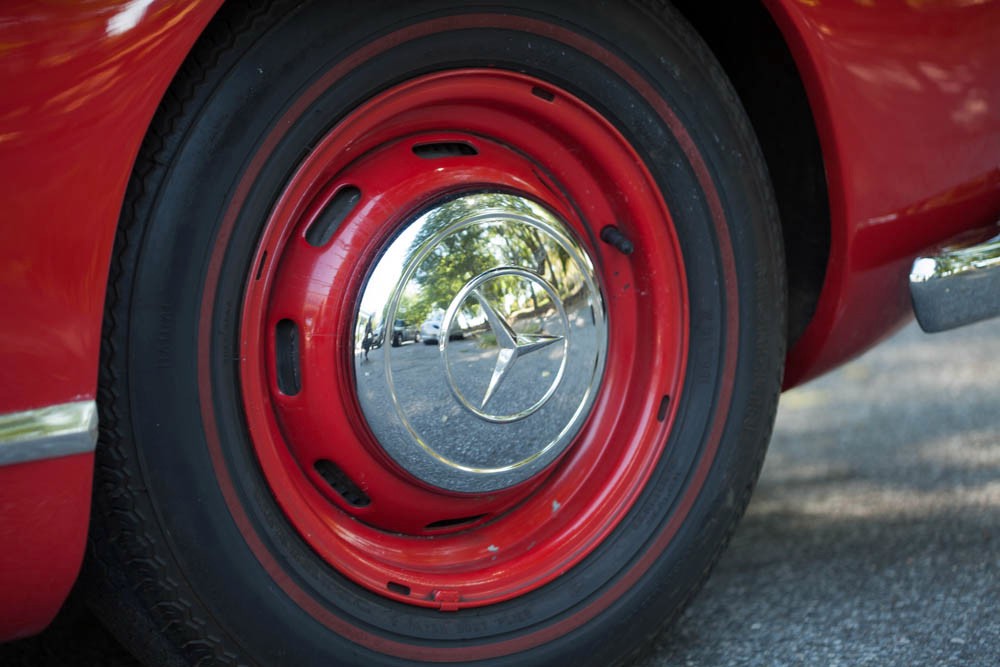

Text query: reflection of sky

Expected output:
[358,223,420,320]
[106,0,155,36]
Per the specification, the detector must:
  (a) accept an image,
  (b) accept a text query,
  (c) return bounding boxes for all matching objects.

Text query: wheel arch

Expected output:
[671,0,832,349]
[0,0,223,641]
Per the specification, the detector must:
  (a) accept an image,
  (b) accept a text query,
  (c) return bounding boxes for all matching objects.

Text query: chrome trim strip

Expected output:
[0,400,98,466]
[910,225,1000,333]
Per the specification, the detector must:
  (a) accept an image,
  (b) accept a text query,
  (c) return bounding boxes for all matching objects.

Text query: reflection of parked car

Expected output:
[3,2,1000,666]
[391,319,419,346]
[420,314,468,343]
[419,316,443,344]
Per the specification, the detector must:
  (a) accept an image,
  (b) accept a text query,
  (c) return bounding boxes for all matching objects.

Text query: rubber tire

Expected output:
[86,2,785,666]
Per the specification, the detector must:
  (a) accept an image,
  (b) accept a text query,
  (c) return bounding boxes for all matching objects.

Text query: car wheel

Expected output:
[87,2,784,666]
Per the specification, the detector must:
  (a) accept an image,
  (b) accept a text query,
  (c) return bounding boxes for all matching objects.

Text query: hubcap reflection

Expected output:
[354,193,607,492]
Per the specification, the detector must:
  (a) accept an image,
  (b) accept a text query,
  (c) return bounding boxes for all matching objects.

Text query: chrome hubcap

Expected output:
[354,193,606,492]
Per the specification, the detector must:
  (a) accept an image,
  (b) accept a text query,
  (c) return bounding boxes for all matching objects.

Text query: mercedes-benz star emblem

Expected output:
[472,287,563,408]
[441,267,570,423]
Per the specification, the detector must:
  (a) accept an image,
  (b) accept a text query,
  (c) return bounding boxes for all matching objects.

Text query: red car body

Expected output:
[0,0,998,642]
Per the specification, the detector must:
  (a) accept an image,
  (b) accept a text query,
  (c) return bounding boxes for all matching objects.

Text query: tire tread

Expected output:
[87,3,287,666]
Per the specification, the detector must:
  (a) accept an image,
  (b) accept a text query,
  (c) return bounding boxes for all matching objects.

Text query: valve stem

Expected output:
[600,225,634,255]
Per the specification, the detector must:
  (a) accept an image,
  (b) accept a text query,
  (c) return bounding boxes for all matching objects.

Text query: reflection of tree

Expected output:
[396,291,430,330]
[402,193,582,328]
[932,234,1000,279]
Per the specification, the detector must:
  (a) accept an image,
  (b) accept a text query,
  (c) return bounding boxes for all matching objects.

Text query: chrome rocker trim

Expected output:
[910,225,1000,333]
[0,400,98,466]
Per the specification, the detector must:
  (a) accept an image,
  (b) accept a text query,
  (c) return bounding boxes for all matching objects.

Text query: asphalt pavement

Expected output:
[3,320,998,666]
[634,320,1000,667]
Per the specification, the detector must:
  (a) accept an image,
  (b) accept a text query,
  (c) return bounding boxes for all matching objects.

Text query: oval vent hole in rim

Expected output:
[425,514,488,531]
[657,394,671,422]
[275,319,301,396]
[531,86,555,102]
[305,185,361,247]
[387,582,411,596]
[412,142,478,159]
[314,459,371,507]
[255,250,268,280]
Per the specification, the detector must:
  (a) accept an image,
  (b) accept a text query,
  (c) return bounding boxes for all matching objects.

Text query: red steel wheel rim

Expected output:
[239,69,688,610]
